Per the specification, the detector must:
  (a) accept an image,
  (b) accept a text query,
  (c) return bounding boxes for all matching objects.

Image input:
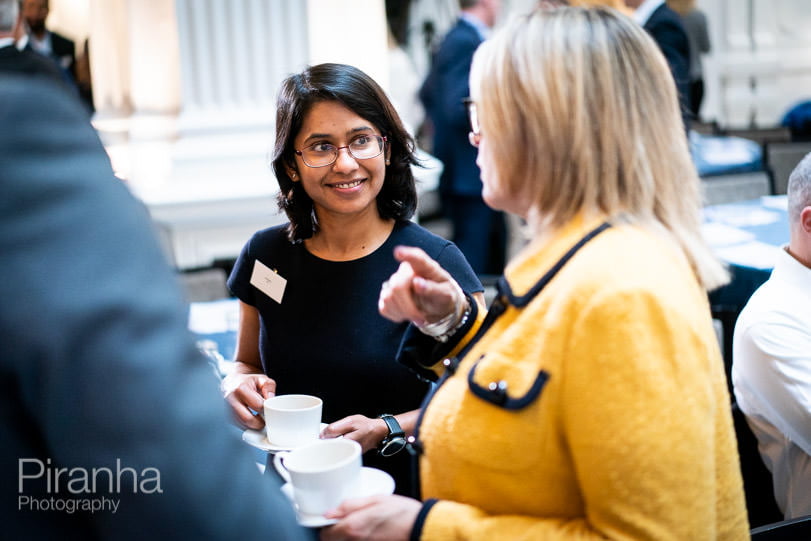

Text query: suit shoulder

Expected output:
[440,20,482,48]
[647,5,687,30]
[50,32,75,48]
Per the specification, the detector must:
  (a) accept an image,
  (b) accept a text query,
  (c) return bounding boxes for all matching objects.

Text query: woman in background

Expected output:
[322,6,749,539]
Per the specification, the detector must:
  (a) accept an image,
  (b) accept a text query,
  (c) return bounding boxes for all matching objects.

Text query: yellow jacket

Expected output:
[412,216,749,540]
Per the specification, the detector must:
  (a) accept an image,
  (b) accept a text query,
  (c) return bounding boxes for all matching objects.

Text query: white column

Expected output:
[306,0,389,90]
[87,0,131,118]
[127,0,181,116]
[174,0,308,132]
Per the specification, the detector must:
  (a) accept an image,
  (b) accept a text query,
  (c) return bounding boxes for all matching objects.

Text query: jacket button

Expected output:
[488,380,508,404]
[406,436,424,455]
[442,357,459,374]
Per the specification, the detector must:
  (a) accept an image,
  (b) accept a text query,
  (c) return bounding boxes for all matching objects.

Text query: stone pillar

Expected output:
[306,0,389,90]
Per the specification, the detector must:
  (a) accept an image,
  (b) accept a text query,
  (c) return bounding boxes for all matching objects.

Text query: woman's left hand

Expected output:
[321,415,387,453]
[320,494,421,541]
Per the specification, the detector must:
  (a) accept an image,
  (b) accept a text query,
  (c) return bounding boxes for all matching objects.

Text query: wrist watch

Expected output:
[378,414,407,457]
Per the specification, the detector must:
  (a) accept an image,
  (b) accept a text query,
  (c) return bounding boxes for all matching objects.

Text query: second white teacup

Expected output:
[273,438,362,516]
[264,394,322,448]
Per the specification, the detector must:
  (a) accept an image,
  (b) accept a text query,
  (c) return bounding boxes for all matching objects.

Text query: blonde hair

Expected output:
[470,6,728,290]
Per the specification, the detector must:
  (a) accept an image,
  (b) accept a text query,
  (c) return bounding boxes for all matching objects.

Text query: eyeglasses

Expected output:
[295,135,387,168]
[463,98,480,148]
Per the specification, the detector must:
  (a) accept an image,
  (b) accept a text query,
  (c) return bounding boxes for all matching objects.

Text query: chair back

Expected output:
[766,141,811,194]
[751,514,811,540]
[731,402,784,528]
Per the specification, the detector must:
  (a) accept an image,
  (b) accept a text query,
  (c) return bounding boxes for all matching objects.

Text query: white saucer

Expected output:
[280,467,395,528]
[242,423,329,453]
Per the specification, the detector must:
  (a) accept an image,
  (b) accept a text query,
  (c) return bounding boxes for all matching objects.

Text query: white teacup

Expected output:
[263,394,322,448]
[273,438,362,516]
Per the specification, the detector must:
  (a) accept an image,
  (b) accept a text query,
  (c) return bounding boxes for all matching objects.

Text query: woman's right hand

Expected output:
[378,245,464,327]
[222,368,276,430]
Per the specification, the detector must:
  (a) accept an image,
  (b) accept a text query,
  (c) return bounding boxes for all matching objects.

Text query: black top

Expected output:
[229,220,482,420]
[228,220,482,494]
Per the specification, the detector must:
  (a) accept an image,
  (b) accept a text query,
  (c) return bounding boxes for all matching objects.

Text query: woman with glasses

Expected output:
[223,63,483,495]
[322,6,749,540]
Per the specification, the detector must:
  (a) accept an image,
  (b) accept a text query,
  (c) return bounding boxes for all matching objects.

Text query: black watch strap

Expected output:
[380,414,405,438]
[378,414,407,457]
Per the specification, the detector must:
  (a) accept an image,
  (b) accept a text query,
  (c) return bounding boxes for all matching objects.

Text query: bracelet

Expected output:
[416,294,470,343]
[435,299,471,343]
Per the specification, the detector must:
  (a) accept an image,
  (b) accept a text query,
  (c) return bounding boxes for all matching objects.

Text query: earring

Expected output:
[290,172,297,180]
[385,159,390,165]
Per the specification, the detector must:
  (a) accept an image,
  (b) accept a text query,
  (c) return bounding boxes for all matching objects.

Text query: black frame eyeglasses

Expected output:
[294,135,387,168]
[463,98,480,148]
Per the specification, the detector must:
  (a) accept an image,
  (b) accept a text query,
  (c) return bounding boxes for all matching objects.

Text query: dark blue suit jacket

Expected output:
[24,30,78,89]
[420,18,483,197]
[0,75,312,541]
[644,4,691,119]
[0,44,64,81]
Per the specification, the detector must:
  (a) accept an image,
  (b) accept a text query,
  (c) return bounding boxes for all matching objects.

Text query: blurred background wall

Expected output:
[38,0,811,271]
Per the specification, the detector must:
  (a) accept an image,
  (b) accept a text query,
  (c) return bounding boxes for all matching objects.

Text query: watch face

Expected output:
[380,437,407,457]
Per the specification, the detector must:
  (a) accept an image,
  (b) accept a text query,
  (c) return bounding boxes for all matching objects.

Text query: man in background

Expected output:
[0,0,61,80]
[668,0,711,121]
[420,0,507,277]
[20,0,76,83]
[732,152,811,519]
[0,69,311,540]
[624,0,691,125]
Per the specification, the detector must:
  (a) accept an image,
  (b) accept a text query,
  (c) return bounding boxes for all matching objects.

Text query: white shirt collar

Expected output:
[632,0,665,26]
[28,31,52,56]
[0,36,15,49]
[773,245,811,289]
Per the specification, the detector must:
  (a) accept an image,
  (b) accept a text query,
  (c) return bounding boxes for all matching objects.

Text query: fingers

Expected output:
[380,261,426,325]
[412,275,463,315]
[321,415,385,453]
[224,375,275,430]
[321,417,354,439]
[393,245,452,283]
[321,495,422,541]
[225,393,264,430]
[323,495,383,520]
[242,376,272,412]
[259,379,276,399]
[380,246,465,328]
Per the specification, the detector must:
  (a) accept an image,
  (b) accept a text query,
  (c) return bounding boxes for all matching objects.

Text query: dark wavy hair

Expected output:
[272,63,419,241]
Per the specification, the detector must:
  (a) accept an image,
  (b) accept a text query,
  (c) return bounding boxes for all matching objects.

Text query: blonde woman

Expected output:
[321,6,749,540]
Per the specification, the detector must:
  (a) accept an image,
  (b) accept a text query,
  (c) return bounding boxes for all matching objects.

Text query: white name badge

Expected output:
[250,260,287,304]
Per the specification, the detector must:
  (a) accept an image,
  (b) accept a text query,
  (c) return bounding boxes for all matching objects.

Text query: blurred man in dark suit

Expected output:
[625,0,691,126]
[0,69,311,541]
[21,0,76,82]
[420,0,507,277]
[0,0,61,80]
